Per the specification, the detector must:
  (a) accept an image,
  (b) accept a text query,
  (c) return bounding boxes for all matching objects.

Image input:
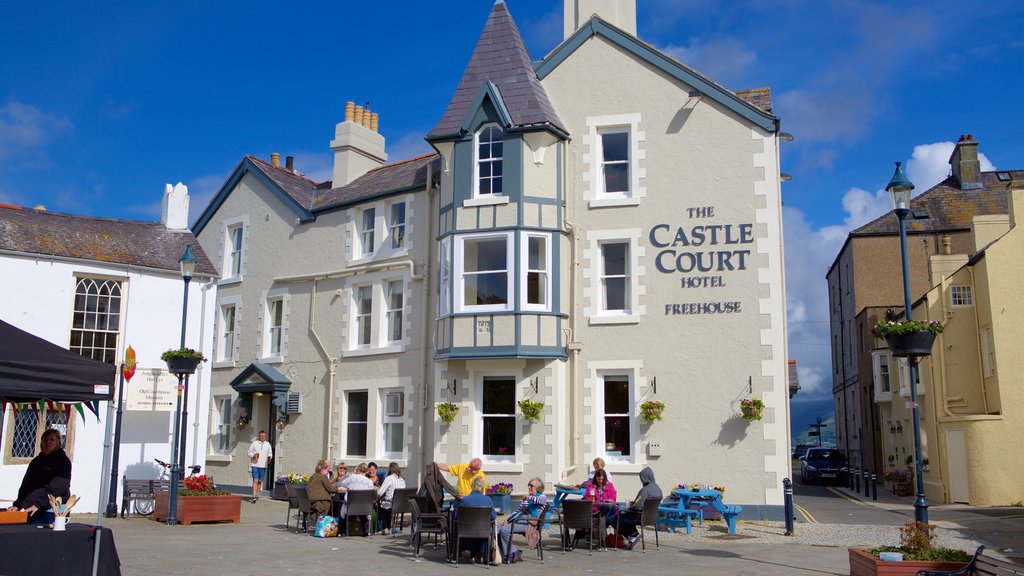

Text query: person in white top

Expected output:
[376,462,407,534]
[586,457,613,486]
[337,463,375,526]
[246,430,273,503]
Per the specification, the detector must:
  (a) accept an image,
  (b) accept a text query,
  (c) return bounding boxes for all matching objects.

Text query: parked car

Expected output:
[800,448,847,485]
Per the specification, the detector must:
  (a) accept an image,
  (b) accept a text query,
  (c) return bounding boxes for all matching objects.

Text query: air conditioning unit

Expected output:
[286,392,303,414]
[385,392,404,417]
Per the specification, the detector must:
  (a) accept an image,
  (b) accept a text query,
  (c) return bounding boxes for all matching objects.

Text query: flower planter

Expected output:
[884,332,936,358]
[489,494,512,514]
[165,356,202,375]
[848,548,967,576]
[153,492,242,525]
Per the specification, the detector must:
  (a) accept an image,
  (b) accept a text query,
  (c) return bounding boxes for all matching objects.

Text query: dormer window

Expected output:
[475,124,503,197]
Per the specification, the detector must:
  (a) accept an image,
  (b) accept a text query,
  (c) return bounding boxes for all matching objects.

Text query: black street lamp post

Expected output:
[885,162,929,525]
[167,245,198,526]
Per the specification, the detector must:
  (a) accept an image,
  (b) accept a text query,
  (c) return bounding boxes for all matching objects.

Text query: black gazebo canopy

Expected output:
[0,319,115,403]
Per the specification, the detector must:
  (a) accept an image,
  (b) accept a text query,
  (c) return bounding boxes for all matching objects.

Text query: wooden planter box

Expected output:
[153,492,241,525]
[849,548,967,576]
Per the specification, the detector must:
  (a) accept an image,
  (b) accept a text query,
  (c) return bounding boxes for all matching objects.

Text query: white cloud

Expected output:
[905,141,996,192]
[386,130,433,164]
[660,37,757,87]
[0,100,72,167]
[784,183,894,400]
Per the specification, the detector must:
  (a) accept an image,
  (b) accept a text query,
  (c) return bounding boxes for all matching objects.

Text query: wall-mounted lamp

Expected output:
[236,414,250,430]
[896,422,903,433]
[276,414,289,430]
[889,424,896,434]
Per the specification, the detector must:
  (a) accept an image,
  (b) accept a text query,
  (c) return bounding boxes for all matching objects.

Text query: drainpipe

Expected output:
[310,277,338,460]
[418,161,436,483]
[192,279,214,465]
[935,276,954,419]
[563,139,580,479]
[967,266,990,413]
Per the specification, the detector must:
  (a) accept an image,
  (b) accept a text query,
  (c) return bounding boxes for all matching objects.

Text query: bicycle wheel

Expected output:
[134,496,155,516]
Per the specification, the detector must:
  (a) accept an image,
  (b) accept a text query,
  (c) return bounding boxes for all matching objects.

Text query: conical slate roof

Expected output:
[427,1,565,140]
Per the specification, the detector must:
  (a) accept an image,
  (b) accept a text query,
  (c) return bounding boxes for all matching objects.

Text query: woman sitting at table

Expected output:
[306,459,337,517]
[337,463,374,517]
[376,462,406,535]
[498,477,548,564]
[6,429,71,525]
[615,466,663,548]
[584,468,616,543]
[456,476,496,563]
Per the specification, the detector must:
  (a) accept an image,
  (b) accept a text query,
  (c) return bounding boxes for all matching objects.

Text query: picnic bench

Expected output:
[120,478,171,518]
[916,545,1024,576]
[658,488,742,535]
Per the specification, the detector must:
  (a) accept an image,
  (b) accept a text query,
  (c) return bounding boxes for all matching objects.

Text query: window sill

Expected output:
[212,360,236,370]
[874,392,892,403]
[344,345,406,358]
[480,462,524,473]
[218,276,243,286]
[604,462,643,474]
[376,458,408,467]
[464,196,510,208]
[588,315,639,326]
[206,453,232,463]
[259,355,283,364]
[588,197,640,209]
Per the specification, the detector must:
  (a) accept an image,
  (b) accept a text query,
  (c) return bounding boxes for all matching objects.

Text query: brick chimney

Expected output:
[161,182,190,230]
[330,100,387,188]
[949,134,982,190]
[564,0,636,40]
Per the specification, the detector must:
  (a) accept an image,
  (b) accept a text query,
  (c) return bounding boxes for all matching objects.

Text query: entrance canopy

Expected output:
[0,319,115,403]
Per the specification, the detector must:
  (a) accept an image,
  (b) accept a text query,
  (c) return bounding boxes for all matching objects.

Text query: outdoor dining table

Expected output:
[0,523,121,576]
[665,487,742,534]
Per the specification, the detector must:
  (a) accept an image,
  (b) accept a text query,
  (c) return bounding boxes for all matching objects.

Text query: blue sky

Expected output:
[2,1,1022,404]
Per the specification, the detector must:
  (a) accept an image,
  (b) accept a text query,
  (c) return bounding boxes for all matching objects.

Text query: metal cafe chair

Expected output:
[344,489,376,538]
[454,505,494,568]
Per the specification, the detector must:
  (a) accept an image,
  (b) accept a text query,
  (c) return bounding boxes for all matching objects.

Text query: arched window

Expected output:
[70,277,122,364]
[475,124,503,197]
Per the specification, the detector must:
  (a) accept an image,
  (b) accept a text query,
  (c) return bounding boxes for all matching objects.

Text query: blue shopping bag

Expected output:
[315,515,339,538]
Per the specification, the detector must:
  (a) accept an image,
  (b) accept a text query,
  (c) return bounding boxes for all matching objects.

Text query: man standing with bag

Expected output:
[247,430,273,503]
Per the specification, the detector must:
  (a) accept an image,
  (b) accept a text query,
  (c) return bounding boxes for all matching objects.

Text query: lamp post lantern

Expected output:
[167,245,197,526]
[885,161,928,525]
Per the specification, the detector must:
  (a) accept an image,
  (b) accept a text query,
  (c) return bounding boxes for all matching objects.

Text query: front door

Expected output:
[251,394,276,487]
[947,429,969,503]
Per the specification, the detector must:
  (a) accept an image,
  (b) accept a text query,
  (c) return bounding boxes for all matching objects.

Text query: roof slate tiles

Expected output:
[853,171,1024,236]
[0,205,218,276]
[428,2,565,139]
[246,155,319,210]
[312,153,439,210]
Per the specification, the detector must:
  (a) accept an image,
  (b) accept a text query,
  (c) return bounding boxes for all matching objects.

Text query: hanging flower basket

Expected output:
[640,400,665,422]
[872,320,942,357]
[518,398,544,422]
[436,402,460,424]
[161,348,207,375]
[740,398,764,421]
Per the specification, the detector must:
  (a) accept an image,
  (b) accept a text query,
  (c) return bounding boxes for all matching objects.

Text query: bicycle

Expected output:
[131,459,203,516]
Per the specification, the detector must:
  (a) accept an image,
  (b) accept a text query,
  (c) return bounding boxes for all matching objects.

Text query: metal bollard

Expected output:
[855,466,861,493]
[871,472,878,501]
[862,468,869,496]
[783,478,795,536]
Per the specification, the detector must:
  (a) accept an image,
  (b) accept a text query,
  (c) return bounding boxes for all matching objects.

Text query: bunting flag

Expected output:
[37,400,45,415]
[64,402,73,422]
[46,400,55,413]
[73,402,86,420]
[0,398,6,415]
[85,400,100,421]
[22,403,30,419]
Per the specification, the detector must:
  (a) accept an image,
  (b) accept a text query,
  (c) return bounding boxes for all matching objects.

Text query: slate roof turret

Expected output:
[427,1,566,140]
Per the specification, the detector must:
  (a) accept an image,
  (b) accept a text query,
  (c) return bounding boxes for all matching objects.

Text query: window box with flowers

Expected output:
[486,482,513,514]
[153,475,241,525]
[872,319,943,358]
[740,398,764,421]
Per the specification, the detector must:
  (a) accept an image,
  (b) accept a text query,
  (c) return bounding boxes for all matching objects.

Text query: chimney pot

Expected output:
[941,235,952,255]
[345,101,355,123]
[354,105,365,125]
[285,156,294,171]
[271,152,281,168]
[370,113,379,132]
